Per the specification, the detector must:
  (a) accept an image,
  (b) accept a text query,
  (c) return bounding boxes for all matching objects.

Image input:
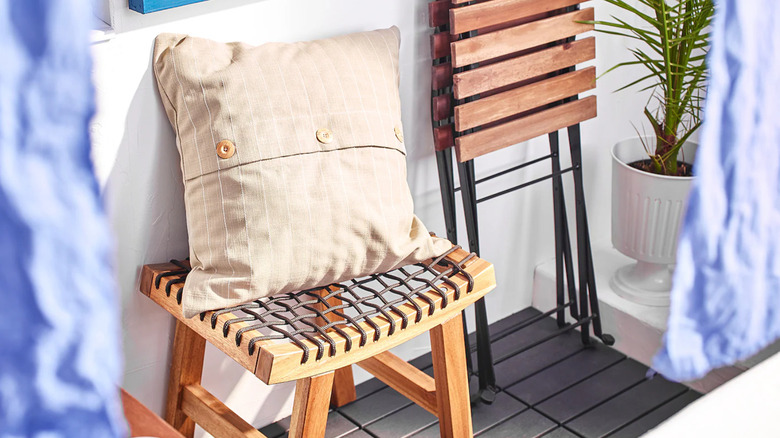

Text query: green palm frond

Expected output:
[584,0,714,175]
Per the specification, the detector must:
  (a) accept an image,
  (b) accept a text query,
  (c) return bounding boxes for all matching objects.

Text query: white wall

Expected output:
[90,0,651,432]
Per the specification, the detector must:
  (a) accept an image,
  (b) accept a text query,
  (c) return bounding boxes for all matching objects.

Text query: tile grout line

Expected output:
[472,310,551,345]
[471,406,534,437]
[331,406,366,437]
[338,396,415,429]
[599,389,695,438]
[520,357,630,409]
[558,376,653,429]
[498,346,602,392]
[491,331,583,365]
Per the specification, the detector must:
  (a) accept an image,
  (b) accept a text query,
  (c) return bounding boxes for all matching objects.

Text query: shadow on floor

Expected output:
[259,307,699,438]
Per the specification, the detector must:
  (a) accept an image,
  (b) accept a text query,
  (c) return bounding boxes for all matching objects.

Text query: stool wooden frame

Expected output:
[140,246,495,438]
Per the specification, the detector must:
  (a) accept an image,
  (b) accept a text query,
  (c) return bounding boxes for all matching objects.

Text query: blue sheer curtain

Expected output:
[654,0,780,381]
[0,1,124,436]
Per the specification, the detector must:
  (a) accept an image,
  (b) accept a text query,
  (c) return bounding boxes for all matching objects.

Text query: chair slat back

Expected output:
[450,8,594,68]
[457,96,596,162]
[449,0,586,35]
[455,67,595,132]
[453,37,595,100]
[430,0,597,162]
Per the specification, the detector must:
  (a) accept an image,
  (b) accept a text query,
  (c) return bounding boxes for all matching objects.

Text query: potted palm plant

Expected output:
[593,0,714,305]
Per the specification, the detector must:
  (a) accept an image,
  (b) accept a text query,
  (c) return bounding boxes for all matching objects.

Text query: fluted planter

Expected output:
[610,137,697,306]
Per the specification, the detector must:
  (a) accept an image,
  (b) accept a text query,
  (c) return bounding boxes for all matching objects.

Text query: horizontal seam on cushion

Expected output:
[183,144,406,182]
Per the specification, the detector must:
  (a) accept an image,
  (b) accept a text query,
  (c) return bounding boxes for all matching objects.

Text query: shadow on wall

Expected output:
[102,52,188,414]
[101,43,294,427]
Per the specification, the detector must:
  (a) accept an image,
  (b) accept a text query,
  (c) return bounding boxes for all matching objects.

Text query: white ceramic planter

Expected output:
[610,137,697,306]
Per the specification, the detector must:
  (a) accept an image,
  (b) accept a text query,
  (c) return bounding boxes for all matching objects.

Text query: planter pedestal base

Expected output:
[610,261,672,307]
[610,138,697,308]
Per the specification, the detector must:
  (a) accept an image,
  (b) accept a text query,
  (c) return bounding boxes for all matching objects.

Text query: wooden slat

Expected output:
[475,73,555,101]
[358,351,438,415]
[431,316,472,438]
[434,125,455,151]
[451,8,594,67]
[432,62,453,90]
[289,373,335,438]
[122,389,185,438]
[453,37,595,99]
[449,0,585,34]
[180,384,266,438]
[431,31,454,59]
[455,96,597,162]
[256,247,496,384]
[432,94,452,122]
[477,11,551,35]
[455,67,596,131]
[429,0,452,28]
[140,264,269,374]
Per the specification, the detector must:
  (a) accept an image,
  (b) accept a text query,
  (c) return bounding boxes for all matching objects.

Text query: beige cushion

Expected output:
[153,27,451,318]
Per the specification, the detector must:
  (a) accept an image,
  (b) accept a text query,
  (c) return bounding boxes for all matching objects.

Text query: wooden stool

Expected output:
[140,245,495,438]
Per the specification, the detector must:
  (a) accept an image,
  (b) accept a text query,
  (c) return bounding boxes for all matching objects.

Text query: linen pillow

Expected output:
[153,27,451,318]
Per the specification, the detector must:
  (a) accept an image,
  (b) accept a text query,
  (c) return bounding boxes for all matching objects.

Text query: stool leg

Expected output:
[312,288,357,407]
[431,316,473,438]
[330,366,357,407]
[165,320,206,438]
[289,372,335,438]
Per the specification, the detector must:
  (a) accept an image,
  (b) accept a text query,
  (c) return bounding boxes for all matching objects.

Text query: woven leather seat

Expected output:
[141,244,495,438]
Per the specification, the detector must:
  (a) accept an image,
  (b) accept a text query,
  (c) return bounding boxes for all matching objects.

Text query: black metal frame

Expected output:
[431,1,614,406]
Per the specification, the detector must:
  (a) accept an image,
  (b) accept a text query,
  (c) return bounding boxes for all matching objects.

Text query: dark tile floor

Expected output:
[259,307,700,438]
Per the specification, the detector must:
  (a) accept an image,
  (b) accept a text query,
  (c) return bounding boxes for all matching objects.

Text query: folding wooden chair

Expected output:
[140,245,495,438]
[428,0,614,403]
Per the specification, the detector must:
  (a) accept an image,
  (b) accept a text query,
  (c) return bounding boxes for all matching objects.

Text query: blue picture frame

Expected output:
[129,0,209,14]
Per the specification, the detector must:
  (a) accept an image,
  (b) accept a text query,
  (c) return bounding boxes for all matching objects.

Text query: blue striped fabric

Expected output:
[654,0,780,381]
[0,0,124,436]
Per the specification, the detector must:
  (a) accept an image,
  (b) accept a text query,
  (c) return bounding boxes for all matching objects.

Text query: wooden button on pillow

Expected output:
[153,27,450,318]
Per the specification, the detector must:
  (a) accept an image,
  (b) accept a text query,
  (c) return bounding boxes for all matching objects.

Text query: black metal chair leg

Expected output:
[565,123,593,345]
[436,148,458,244]
[558,190,581,321]
[569,149,616,346]
[435,148,477,372]
[567,123,615,346]
[552,131,585,326]
[584,227,615,345]
[457,159,497,404]
[548,131,568,327]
